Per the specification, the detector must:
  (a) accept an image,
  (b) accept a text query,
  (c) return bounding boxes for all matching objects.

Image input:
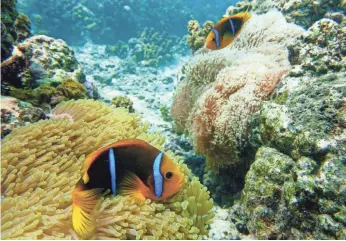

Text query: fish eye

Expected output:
[165,172,173,179]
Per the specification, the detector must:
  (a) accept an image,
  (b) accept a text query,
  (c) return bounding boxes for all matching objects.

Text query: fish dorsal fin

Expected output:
[83,148,109,184]
[72,186,103,239]
[119,172,148,202]
[82,139,149,184]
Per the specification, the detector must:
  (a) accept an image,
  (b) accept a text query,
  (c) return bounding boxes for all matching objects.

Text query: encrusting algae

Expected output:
[1,99,214,239]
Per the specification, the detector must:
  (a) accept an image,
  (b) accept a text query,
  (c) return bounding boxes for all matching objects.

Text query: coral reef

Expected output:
[215,75,346,236]
[1,35,85,91]
[226,0,345,29]
[13,13,31,42]
[1,96,46,138]
[73,41,184,135]
[17,35,85,84]
[130,28,188,67]
[106,28,189,67]
[8,78,88,109]
[105,41,129,59]
[1,99,214,239]
[171,11,303,171]
[288,18,346,76]
[226,20,346,239]
[1,0,31,61]
[186,20,214,53]
[160,105,173,122]
[55,79,87,101]
[111,95,134,113]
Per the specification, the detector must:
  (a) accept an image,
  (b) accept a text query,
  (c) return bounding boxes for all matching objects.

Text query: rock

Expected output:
[17,35,85,84]
[1,96,46,139]
[208,206,241,240]
[234,70,346,239]
[226,0,345,29]
[1,35,86,90]
[288,19,346,76]
[1,0,31,61]
[231,144,346,239]
[254,72,346,160]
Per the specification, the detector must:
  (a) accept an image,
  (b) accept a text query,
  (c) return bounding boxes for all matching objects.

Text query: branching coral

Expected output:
[111,95,134,113]
[171,11,303,171]
[129,28,188,67]
[186,20,214,53]
[1,99,214,239]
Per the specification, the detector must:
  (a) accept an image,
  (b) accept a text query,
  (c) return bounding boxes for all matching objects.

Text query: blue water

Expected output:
[18,0,237,45]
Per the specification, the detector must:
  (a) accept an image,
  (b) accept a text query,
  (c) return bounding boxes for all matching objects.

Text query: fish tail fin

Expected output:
[72,180,103,239]
[243,5,251,21]
[245,5,250,14]
[232,6,251,21]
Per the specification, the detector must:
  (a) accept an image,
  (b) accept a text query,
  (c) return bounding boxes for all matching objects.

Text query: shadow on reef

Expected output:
[166,135,257,207]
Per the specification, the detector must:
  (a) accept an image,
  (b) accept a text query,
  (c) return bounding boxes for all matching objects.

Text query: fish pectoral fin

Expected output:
[119,172,148,202]
[82,172,90,184]
[72,186,103,239]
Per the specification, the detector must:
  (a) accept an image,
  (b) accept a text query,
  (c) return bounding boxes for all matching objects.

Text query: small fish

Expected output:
[124,5,131,11]
[206,9,251,50]
[72,139,184,238]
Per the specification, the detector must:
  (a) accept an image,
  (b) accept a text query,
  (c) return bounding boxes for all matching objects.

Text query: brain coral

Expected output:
[171,11,303,171]
[1,100,214,239]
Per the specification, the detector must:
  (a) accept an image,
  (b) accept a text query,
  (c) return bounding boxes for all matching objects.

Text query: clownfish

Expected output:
[206,9,251,50]
[72,139,185,239]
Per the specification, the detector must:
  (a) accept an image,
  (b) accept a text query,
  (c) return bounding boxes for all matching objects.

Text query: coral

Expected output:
[1,99,214,239]
[111,95,135,113]
[234,144,346,239]
[227,71,346,239]
[55,79,87,101]
[9,78,88,108]
[14,13,31,42]
[1,0,31,61]
[9,87,41,107]
[186,20,214,53]
[252,72,346,162]
[225,14,346,237]
[1,96,46,138]
[226,0,346,29]
[288,18,346,76]
[160,105,172,122]
[128,28,188,67]
[1,35,86,93]
[17,35,86,84]
[106,41,129,58]
[104,28,188,67]
[171,11,303,171]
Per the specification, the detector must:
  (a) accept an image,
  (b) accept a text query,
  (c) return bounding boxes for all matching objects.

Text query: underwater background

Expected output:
[1,0,345,239]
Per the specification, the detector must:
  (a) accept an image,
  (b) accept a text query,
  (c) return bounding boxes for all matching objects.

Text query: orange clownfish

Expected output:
[72,139,185,239]
[206,9,251,50]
